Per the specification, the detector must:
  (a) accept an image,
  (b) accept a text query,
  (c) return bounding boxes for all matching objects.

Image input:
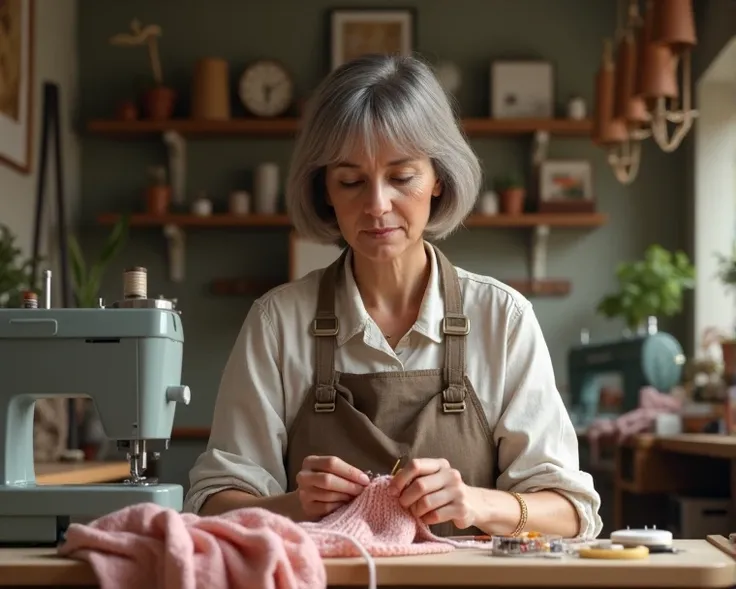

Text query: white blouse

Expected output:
[184,244,603,538]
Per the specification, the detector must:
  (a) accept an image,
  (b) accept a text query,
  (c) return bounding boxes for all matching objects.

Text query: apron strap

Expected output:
[310,247,348,413]
[433,245,470,413]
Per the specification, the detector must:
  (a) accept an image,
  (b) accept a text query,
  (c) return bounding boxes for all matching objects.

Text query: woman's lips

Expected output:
[364,228,398,237]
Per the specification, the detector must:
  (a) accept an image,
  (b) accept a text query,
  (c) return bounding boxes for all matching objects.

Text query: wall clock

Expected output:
[238,60,294,117]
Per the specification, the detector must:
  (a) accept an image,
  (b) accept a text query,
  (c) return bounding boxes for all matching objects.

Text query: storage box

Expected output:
[669,496,733,538]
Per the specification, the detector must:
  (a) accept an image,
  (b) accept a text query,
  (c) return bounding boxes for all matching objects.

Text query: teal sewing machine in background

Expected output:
[0,267,191,546]
[568,319,686,427]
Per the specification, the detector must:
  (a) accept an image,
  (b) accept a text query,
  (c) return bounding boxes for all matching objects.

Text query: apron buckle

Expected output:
[314,401,336,413]
[311,317,339,336]
[442,401,466,413]
[442,314,470,335]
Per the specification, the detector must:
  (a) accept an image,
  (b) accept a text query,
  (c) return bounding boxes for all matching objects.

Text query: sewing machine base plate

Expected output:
[0,482,183,545]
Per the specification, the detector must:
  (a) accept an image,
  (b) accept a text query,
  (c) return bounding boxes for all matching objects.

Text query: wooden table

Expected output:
[35,462,130,485]
[613,434,736,529]
[0,540,733,587]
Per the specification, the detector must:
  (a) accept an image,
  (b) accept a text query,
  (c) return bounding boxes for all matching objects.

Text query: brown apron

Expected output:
[285,244,495,536]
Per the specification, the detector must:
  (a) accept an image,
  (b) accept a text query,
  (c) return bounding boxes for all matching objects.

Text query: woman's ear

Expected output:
[432,178,442,197]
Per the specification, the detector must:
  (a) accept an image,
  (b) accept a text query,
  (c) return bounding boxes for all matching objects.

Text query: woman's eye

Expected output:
[339,179,362,187]
[393,176,413,184]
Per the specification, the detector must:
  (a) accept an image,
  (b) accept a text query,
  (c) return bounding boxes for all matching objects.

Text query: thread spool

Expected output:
[22,291,38,309]
[191,58,231,120]
[123,267,148,299]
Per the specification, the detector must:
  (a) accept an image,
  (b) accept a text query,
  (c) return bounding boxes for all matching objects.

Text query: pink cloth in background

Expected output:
[586,386,682,463]
[57,504,326,589]
[57,476,463,589]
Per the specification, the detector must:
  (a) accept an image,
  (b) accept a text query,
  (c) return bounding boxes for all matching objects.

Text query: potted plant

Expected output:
[597,244,695,334]
[0,224,40,308]
[494,174,526,215]
[145,165,172,215]
[67,215,130,308]
[110,19,175,120]
[715,244,736,375]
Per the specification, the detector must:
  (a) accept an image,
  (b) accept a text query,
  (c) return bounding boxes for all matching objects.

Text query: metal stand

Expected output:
[30,81,76,449]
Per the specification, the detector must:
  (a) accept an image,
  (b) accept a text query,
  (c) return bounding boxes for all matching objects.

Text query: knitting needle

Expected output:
[390,453,409,476]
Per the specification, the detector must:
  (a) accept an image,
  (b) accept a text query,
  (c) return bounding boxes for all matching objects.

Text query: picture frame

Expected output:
[490,60,553,119]
[329,8,416,71]
[0,0,34,174]
[537,159,595,213]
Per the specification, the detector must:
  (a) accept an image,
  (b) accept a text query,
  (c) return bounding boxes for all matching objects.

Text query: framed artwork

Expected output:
[490,60,553,119]
[537,159,595,213]
[0,0,34,174]
[288,231,343,281]
[329,8,415,71]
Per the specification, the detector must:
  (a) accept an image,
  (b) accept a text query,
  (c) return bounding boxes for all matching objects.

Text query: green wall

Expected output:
[77,0,689,438]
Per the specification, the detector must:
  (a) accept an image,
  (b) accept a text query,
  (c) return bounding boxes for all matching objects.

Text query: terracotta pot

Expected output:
[146,185,172,215]
[143,86,176,120]
[722,340,736,379]
[501,188,525,215]
[115,101,138,121]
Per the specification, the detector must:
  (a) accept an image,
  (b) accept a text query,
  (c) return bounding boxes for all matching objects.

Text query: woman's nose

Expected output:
[363,182,392,216]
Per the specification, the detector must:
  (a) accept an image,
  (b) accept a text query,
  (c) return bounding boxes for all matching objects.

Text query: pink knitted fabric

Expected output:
[300,475,456,557]
[57,504,326,589]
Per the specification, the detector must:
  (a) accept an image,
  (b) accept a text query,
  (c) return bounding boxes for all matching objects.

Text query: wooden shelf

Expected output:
[463,212,607,228]
[86,117,592,138]
[97,212,607,229]
[210,276,570,298]
[97,213,291,227]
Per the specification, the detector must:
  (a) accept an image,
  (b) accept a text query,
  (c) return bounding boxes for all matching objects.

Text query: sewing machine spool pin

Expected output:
[0,265,190,546]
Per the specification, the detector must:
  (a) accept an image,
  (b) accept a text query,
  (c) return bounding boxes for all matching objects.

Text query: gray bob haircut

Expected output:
[286,54,482,244]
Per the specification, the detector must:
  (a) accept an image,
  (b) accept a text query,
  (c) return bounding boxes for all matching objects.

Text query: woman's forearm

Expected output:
[470,488,581,538]
[199,488,306,521]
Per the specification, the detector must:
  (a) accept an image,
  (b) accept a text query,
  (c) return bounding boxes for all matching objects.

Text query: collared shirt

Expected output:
[184,244,603,538]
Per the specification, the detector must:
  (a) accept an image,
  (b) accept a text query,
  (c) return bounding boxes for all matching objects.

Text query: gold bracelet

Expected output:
[509,491,527,537]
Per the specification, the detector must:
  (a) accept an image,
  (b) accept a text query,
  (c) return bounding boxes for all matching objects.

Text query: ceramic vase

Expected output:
[254,163,280,214]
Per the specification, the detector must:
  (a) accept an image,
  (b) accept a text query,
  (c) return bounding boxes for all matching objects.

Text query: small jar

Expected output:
[478,190,499,215]
[191,193,212,216]
[229,190,251,215]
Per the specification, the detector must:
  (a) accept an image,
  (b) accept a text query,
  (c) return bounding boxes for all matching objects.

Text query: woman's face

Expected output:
[324,140,441,262]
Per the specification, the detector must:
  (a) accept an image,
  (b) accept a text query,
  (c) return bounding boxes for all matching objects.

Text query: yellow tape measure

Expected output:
[579,544,649,560]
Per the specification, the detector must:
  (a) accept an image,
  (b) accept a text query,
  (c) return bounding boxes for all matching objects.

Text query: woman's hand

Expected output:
[295,455,371,520]
[389,458,479,529]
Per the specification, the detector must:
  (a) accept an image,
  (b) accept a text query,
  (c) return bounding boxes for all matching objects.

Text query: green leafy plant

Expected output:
[715,244,736,290]
[597,244,695,331]
[68,215,130,308]
[0,224,40,308]
[493,173,524,192]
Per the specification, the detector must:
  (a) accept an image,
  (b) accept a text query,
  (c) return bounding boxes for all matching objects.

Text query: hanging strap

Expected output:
[433,245,470,413]
[310,248,348,412]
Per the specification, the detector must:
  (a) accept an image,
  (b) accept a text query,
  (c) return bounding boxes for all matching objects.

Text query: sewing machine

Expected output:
[568,320,686,426]
[0,267,191,546]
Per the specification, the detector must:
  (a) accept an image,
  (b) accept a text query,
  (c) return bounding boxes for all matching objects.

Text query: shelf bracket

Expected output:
[531,130,550,167]
[163,130,187,205]
[163,224,186,283]
[530,225,550,282]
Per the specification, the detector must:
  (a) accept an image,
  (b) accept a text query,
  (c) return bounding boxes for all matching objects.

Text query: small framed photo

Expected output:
[538,159,595,213]
[490,60,554,119]
[0,0,34,174]
[329,8,415,71]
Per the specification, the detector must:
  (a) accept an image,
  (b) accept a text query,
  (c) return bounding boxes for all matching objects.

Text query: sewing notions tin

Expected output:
[491,532,564,557]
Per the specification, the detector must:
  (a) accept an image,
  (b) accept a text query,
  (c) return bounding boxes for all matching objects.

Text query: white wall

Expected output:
[694,37,736,349]
[0,0,79,286]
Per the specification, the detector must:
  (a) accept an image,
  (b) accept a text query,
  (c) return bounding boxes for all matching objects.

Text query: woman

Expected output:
[185,54,602,539]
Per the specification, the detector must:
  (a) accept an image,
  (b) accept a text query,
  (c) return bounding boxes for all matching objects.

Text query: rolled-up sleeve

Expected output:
[183,300,287,514]
[493,301,603,539]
